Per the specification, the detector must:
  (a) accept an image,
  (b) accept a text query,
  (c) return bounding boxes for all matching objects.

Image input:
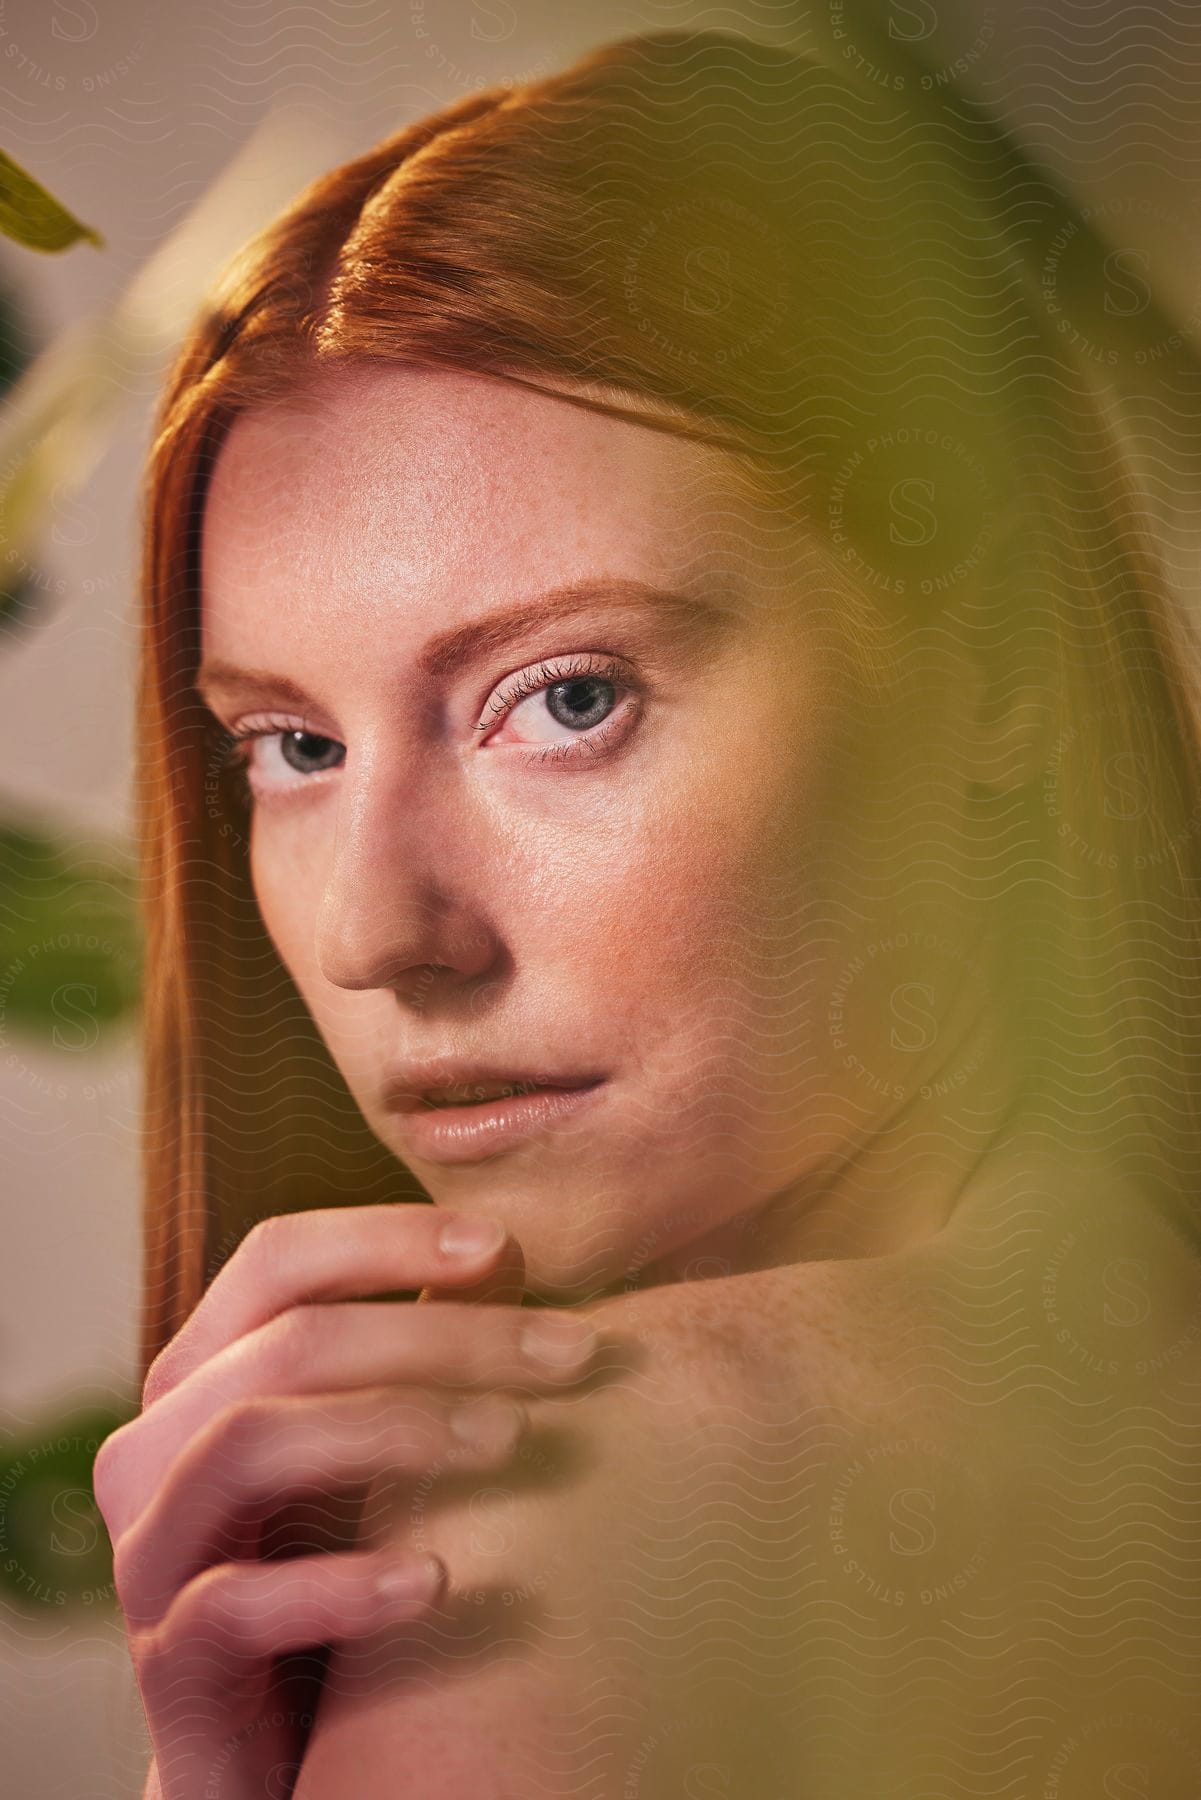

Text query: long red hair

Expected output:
[136,27,1201,1374]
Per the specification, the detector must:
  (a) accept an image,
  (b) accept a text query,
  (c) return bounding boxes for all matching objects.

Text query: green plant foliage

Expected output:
[0,819,142,1039]
[0,277,44,636]
[0,149,104,254]
[0,1404,132,1612]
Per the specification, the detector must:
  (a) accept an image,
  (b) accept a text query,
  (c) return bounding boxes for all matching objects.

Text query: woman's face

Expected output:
[199,364,968,1299]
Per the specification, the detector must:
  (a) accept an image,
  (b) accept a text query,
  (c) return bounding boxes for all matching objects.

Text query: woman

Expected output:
[94,23,1201,1800]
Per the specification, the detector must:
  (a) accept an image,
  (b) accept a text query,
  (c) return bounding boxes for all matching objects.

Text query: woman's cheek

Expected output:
[249,813,330,990]
[582,750,804,994]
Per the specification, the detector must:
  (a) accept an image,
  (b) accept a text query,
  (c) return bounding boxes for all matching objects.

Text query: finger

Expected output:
[116,1387,527,1630]
[96,1301,598,1540]
[143,1205,519,1407]
[416,1228,525,1306]
[135,1548,447,1700]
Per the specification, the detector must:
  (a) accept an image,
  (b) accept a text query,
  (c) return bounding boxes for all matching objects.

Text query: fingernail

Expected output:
[449,1396,527,1455]
[375,1555,445,1607]
[438,1215,506,1260]
[521,1313,599,1373]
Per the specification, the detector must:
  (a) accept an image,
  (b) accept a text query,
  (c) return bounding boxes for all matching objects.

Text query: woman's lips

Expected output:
[382,1078,607,1164]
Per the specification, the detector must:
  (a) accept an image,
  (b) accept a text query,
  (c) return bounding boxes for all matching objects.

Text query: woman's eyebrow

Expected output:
[193,664,315,711]
[194,578,737,708]
[417,576,736,680]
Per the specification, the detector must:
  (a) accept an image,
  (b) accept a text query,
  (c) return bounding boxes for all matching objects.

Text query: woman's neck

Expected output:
[644,1068,1037,1285]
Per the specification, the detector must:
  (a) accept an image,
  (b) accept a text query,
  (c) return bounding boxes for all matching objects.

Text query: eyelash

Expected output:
[218,714,329,800]
[218,651,640,791]
[476,653,638,766]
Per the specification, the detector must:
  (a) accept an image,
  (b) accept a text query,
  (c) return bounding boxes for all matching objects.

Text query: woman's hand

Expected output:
[92,1205,604,1800]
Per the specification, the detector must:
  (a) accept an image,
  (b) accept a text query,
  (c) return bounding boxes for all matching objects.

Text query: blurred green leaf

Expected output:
[0,576,43,641]
[0,280,44,634]
[0,111,331,651]
[0,149,103,253]
[0,312,137,631]
[0,276,36,394]
[0,817,141,1039]
[0,1403,132,1612]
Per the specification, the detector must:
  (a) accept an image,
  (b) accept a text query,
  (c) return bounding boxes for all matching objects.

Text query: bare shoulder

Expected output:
[295,1165,1201,1797]
[295,1333,781,1797]
[930,1147,1201,1385]
[295,1280,826,1798]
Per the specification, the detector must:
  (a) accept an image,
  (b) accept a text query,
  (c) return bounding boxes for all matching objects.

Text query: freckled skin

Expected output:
[200,362,1004,1300]
[192,366,1201,1799]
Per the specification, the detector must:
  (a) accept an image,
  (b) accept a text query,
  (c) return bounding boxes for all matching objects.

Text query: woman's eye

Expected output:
[277,730,345,774]
[481,658,639,762]
[233,726,346,794]
[514,675,619,737]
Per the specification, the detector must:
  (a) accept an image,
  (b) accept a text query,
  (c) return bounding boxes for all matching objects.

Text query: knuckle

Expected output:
[241,1211,290,1272]
[131,1622,171,1682]
[249,1302,322,1384]
[110,1535,141,1604]
[136,1566,229,1672]
[167,1560,236,1640]
[141,1347,177,1409]
[206,1397,275,1472]
[91,1425,133,1520]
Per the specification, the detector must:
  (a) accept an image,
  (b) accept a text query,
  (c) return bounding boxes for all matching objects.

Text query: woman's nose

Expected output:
[311,772,501,999]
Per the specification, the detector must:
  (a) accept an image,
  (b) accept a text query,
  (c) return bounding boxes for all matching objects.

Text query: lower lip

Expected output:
[385,1081,607,1164]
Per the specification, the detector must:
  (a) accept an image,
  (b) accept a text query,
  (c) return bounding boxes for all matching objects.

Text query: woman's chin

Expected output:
[487,1214,646,1304]
[411,1176,680,1303]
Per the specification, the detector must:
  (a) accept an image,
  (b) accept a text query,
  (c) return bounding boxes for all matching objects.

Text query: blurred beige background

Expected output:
[1,0,1199,1792]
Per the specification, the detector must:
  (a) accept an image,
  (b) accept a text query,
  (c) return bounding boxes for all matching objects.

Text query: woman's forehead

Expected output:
[208,361,730,507]
[199,363,789,627]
